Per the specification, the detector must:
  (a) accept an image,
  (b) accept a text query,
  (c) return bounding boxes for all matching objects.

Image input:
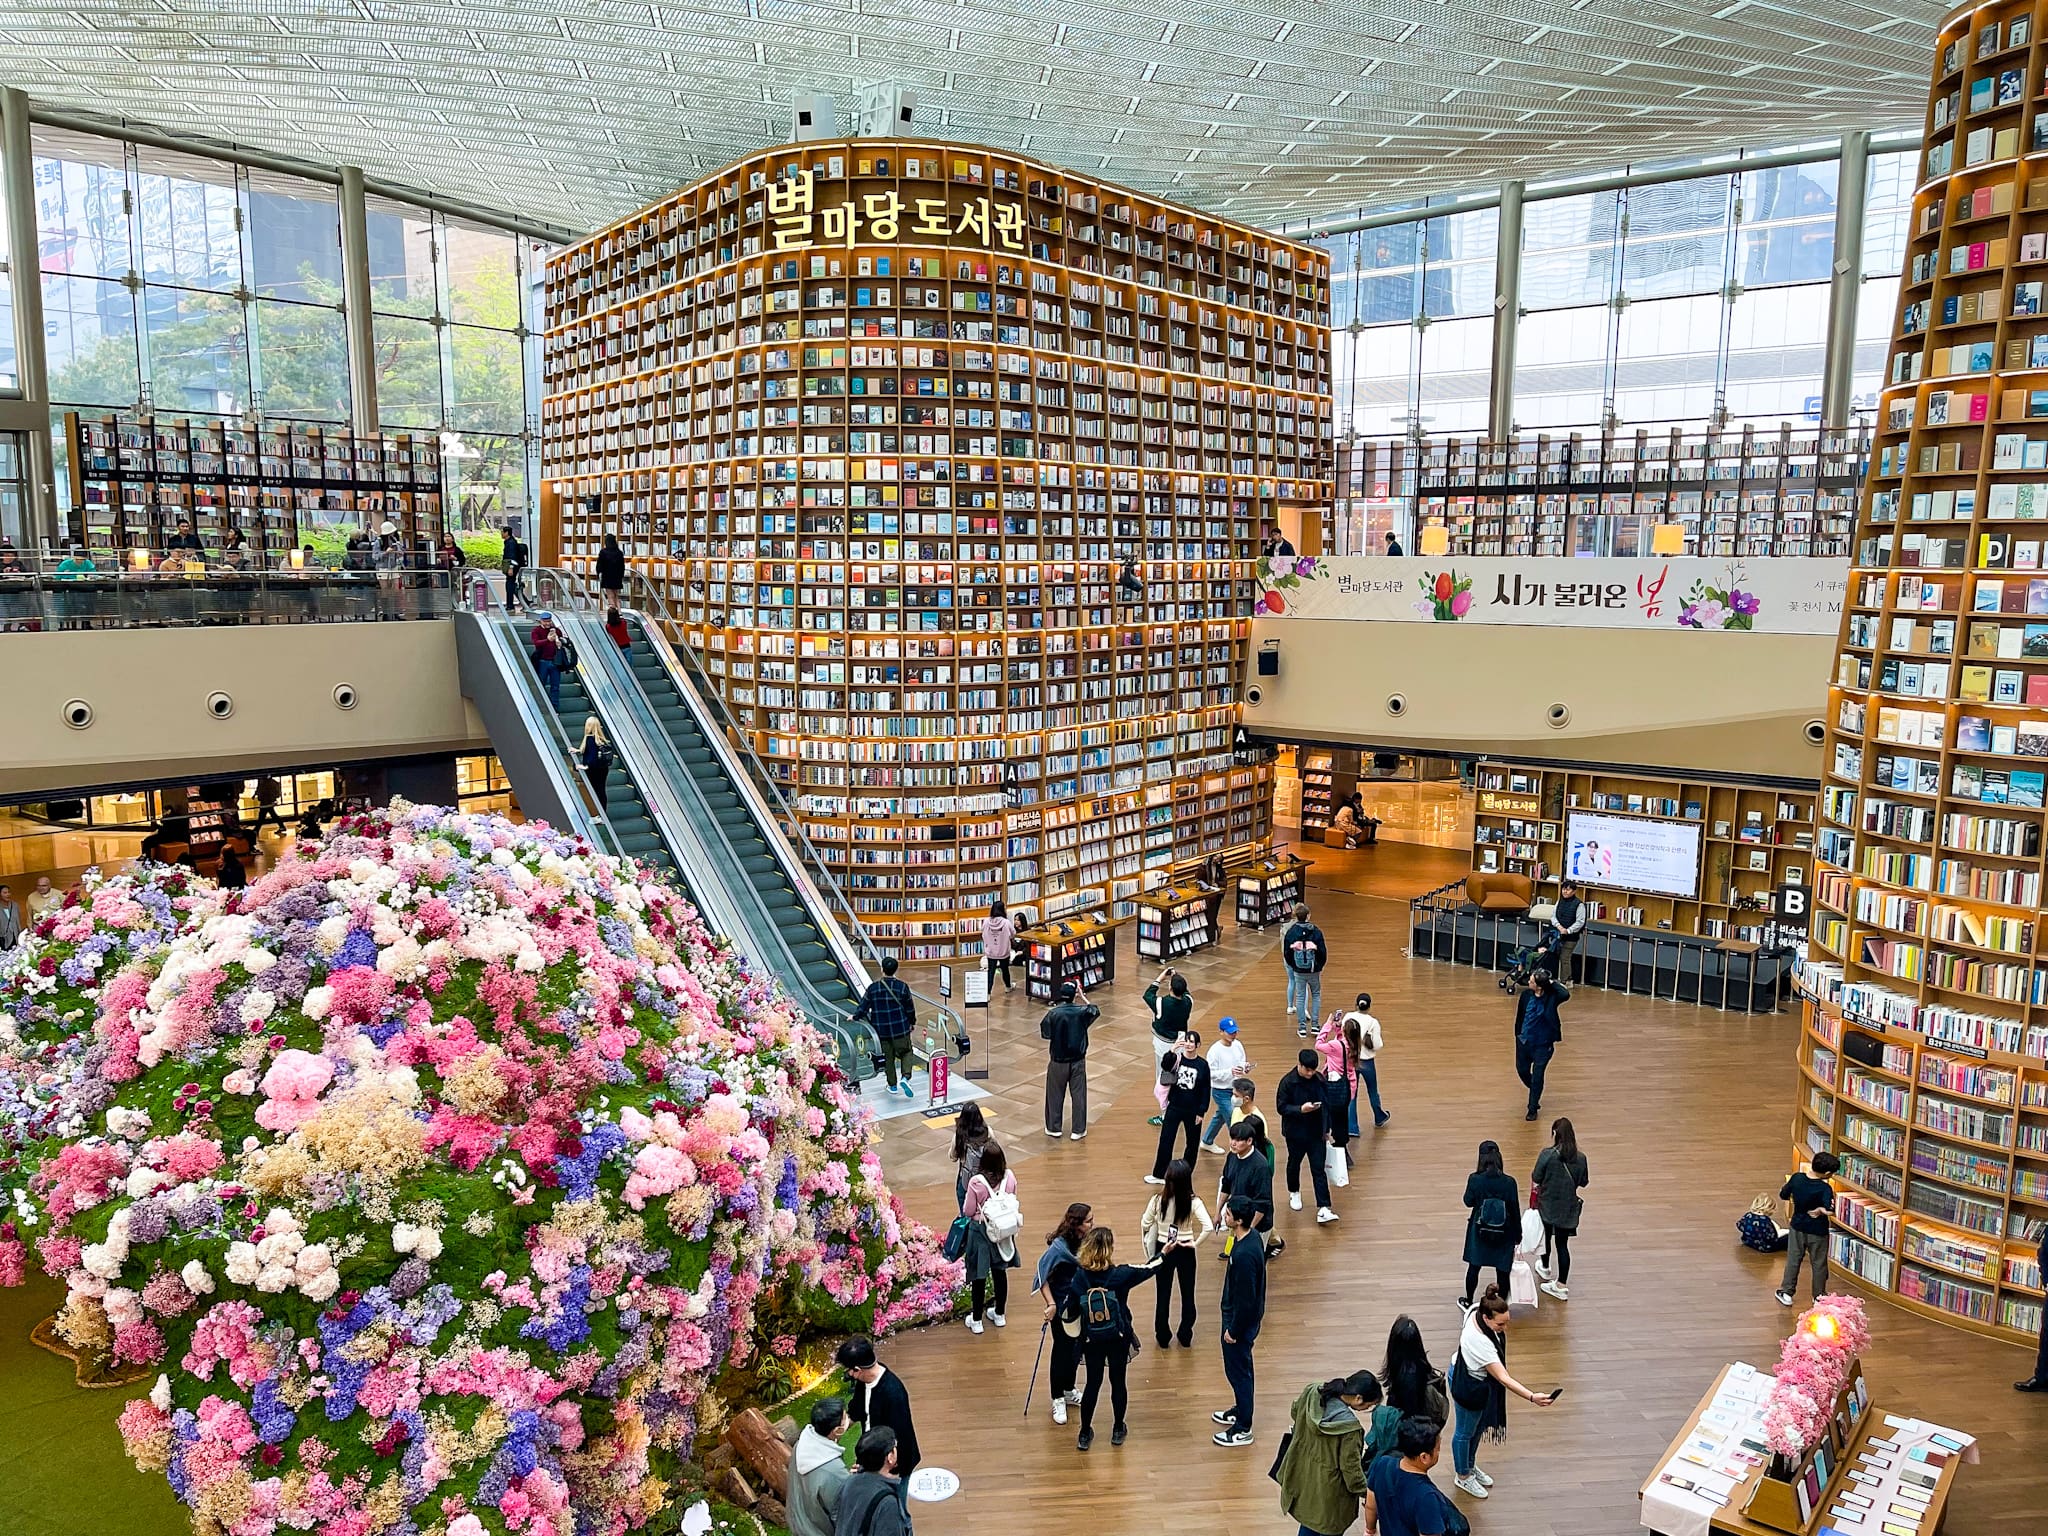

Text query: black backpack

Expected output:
[1080,1283,1122,1340]
[1477,1197,1512,1242]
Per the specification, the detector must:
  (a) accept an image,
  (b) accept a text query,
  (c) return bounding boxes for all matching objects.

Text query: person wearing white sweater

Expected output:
[1141,1159,1215,1348]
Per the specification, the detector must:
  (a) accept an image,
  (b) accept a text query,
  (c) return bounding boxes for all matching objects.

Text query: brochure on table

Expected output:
[1641,1361,1776,1536]
[1817,1414,1977,1536]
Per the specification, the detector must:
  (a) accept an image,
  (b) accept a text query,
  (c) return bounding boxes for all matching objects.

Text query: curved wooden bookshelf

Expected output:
[539,140,1330,956]
[1803,0,2048,1347]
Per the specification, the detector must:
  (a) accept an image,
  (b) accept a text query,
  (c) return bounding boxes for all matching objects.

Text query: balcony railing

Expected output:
[0,553,479,630]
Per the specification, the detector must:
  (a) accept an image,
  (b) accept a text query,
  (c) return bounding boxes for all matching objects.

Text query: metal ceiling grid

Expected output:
[0,0,1940,236]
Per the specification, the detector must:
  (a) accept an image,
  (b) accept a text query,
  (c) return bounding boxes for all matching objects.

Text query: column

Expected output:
[1820,131,1869,432]
[339,166,379,436]
[3,88,58,547]
[1488,180,1525,443]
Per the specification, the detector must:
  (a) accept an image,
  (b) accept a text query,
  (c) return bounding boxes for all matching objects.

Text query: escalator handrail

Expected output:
[461,604,626,860]
[611,577,881,989]
[549,568,956,1044]
[540,595,874,1072]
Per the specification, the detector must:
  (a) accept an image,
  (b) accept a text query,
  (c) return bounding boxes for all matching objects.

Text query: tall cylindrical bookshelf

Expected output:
[1802,0,2048,1346]
[539,141,1330,957]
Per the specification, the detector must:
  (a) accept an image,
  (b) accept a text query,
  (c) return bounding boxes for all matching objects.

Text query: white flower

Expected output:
[180,1260,215,1296]
[391,1221,421,1254]
[106,1107,153,1140]
[150,1375,172,1411]
[300,986,334,1021]
[255,1230,304,1267]
[680,1500,713,1536]
[264,1207,300,1236]
[102,1287,143,1326]
[253,1264,294,1294]
[294,1243,333,1279]
[124,1166,168,1200]
[81,1242,126,1280]
[223,1242,261,1286]
[300,1268,341,1303]
[412,1227,443,1261]
[238,990,277,1024]
[242,948,277,974]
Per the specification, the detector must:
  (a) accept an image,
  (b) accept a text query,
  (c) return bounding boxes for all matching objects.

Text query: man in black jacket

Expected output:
[851,957,919,1099]
[836,1337,918,1522]
[1218,1117,1276,1254]
[1148,1028,1212,1181]
[832,1428,909,1536]
[596,531,627,600]
[1040,981,1100,1139]
[1513,971,1570,1121]
[2017,1223,2048,1392]
[1212,1196,1267,1447]
[502,524,529,612]
[1277,1048,1337,1223]
[1281,903,1328,1038]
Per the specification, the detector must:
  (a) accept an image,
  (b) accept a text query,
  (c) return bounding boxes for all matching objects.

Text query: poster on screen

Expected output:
[1254,556,1847,633]
[1564,811,1702,899]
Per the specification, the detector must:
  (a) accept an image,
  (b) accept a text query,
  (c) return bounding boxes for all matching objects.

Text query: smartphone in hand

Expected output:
[1541,1386,1565,1406]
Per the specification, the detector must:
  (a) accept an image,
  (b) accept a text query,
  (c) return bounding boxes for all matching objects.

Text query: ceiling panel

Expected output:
[0,0,1940,235]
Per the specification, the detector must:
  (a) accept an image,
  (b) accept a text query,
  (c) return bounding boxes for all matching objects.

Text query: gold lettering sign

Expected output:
[1478,791,1542,816]
[768,169,1026,254]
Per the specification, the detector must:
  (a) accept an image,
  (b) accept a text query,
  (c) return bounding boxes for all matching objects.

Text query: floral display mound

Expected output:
[0,805,958,1536]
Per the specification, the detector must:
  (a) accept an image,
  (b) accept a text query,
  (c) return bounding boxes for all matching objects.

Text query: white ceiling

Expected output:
[1,0,1941,237]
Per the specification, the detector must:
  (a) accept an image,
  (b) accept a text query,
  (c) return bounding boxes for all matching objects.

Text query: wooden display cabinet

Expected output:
[1133,884,1214,960]
[1018,912,1124,1002]
[1235,854,1310,928]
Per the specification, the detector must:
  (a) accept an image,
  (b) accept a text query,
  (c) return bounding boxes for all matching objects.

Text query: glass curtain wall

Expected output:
[1329,145,1915,442]
[25,126,546,524]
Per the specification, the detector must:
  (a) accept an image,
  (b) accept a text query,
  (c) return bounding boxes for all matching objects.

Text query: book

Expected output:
[2013,771,2046,809]
[1993,723,2019,754]
[1958,714,1992,751]
[2017,723,2048,757]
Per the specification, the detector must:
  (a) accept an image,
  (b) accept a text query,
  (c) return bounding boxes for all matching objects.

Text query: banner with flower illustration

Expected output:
[1254,556,1848,633]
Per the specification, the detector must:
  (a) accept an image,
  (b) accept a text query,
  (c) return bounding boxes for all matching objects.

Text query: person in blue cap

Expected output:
[1201,1017,1251,1153]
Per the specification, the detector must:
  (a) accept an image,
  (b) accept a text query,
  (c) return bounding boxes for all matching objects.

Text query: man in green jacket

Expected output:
[1277,1372,1379,1536]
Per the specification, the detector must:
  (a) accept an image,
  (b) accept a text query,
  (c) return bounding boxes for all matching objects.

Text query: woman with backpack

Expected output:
[951,1102,991,1212]
[1035,1203,1092,1426]
[1447,1286,1556,1500]
[1459,1140,1520,1310]
[1530,1116,1590,1301]
[1070,1227,1164,1450]
[961,1142,1021,1335]
[1141,1158,1213,1348]
[1276,1371,1388,1536]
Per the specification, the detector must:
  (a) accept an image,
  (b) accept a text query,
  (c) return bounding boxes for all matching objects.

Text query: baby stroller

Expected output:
[1498,933,1562,992]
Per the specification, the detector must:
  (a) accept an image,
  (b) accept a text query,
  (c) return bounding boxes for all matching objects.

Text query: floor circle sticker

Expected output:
[907,1467,960,1502]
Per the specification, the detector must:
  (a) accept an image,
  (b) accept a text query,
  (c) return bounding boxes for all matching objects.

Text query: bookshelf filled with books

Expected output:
[540,140,1329,957]
[1134,885,1215,961]
[1298,751,1337,837]
[64,412,445,558]
[1793,982,2046,1344]
[1804,0,2048,1345]
[1236,854,1310,929]
[1473,761,1817,941]
[1018,912,1123,1003]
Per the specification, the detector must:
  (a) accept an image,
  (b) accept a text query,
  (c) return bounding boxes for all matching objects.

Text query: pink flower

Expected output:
[112,1318,166,1365]
[254,1049,334,1133]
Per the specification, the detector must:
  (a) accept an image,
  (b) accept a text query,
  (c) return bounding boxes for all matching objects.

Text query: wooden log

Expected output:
[723,1408,791,1500]
[715,1466,759,1509]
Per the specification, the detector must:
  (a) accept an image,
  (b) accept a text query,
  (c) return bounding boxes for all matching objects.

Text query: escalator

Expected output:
[492,614,678,879]
[617,615,859,1018]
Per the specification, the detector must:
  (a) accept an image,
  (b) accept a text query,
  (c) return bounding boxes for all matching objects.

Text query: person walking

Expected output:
[1277,1048,1338,1225]
[832,1429,909,1536]
[1212,1196,1268,1447]
[850,956,919,1098]
[1776,1151,1840,1306]
[250,775,288,839]
[962,1142,1021,1334]
[980,897,1017,993]
[1459,1141,1520,1309]
[530,613,564,708]
[1384,530,1404,557]
[1277,1371,1383,1536]
[1221,1112,1281,1260]
[1447,1287,1556,1500]
[1530,1117,1590,1301]
[1201,1017,1250,1152]
[596,531,627,601]
[1149,1028,1211,1183]
[835,1337,919,1519]
[1143,1157,1213,1347]
[1040,980,1099,1139]
[580,716,614,804]
[1364,1415,1450,1536]
[950,1102,990,1211]
[374,521,406,616]
[1314,1009,1360,1165]
[1282,903,1328,1037]
[1343,993,1392,1130]
[502,523,529,611]
[0,885,19,950]
[1511,970,1569,1122]
[789,1397,853,1536]
[2015,1219,2048,1392]
[1035,1203,1093,1425]
[1549,881,1587,983]
[1071,1227,1163,1450]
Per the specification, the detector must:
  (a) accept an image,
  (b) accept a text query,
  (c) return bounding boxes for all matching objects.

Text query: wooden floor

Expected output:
[879,857,2048,1534]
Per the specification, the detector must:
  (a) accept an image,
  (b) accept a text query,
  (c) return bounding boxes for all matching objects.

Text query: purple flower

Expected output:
[250,1377,296,1444]
[333,927,379,972]
[1730,588,1760,616]
[1294,557,1316,577]
[125,1201,169,1246]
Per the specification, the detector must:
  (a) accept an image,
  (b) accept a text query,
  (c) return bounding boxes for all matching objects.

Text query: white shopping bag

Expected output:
[1509,1208,1544,1307]
[1326,1141,1350,1188]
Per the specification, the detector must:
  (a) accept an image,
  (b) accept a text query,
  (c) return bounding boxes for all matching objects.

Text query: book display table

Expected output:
[1235,854,1311,929]
[1018,913,1124,1003]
